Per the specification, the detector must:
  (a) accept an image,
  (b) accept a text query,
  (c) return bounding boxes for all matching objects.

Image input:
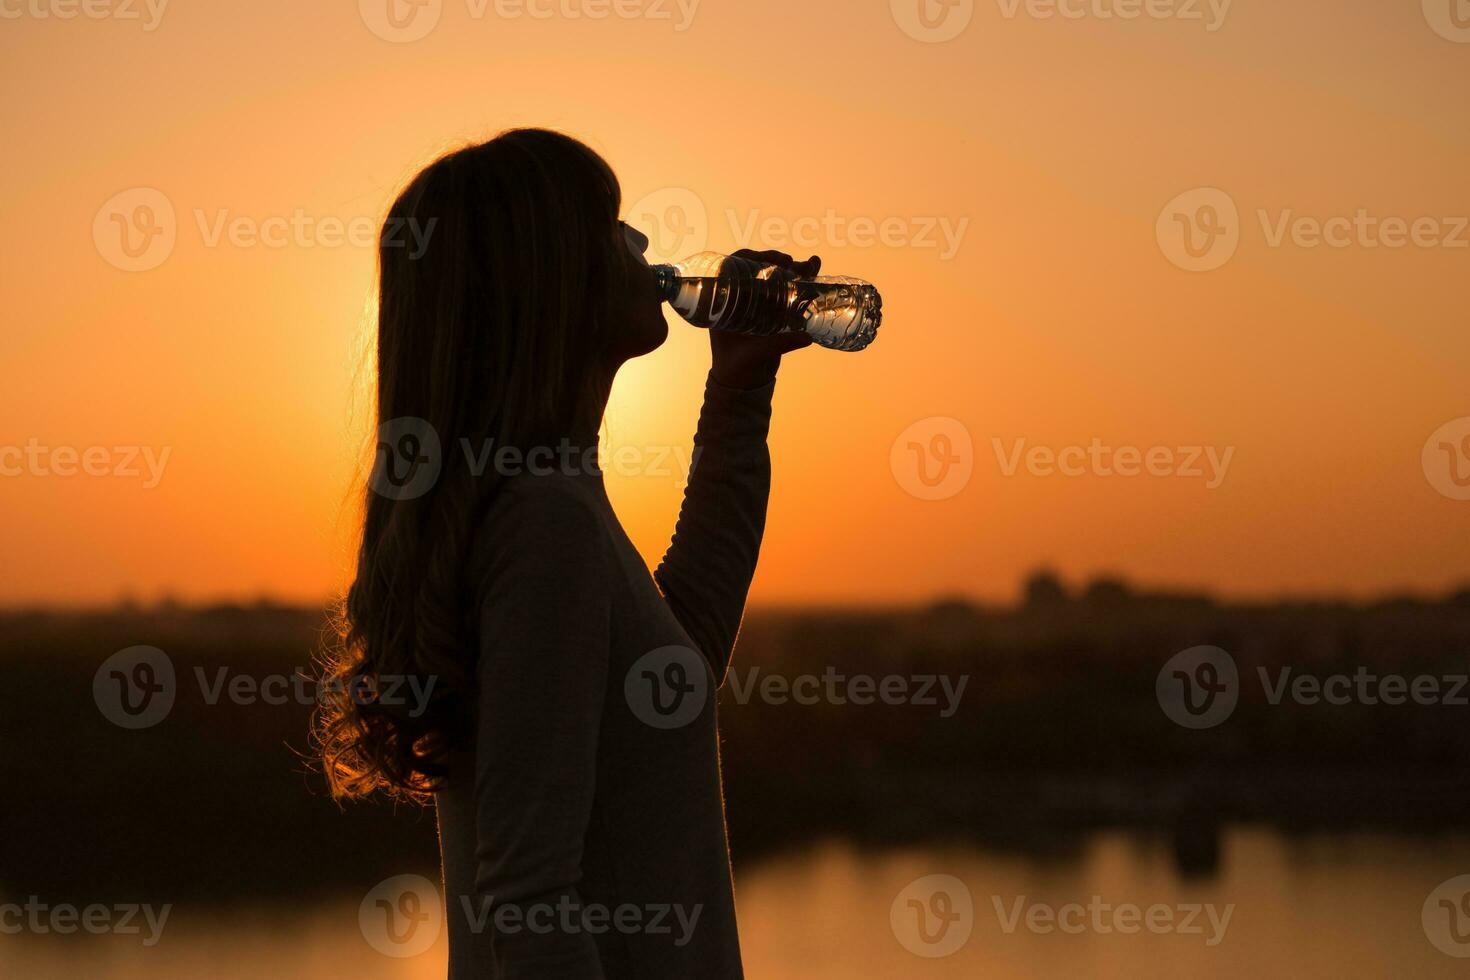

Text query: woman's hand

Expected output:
[708,250,820,389]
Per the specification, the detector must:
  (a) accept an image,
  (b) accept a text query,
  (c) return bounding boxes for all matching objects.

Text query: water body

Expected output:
[7,830,1468,978]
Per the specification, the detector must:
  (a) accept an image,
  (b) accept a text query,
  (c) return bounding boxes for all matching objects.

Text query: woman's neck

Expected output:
[561,365,616,463]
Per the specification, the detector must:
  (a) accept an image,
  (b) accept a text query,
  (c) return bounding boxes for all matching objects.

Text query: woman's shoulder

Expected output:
[468,474,612,578]
[487,470,606,522]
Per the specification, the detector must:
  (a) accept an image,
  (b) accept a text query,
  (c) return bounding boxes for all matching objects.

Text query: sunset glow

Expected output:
[3,0,1468,607]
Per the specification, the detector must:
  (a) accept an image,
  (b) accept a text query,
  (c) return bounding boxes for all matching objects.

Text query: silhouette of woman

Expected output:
[315,128,816,978]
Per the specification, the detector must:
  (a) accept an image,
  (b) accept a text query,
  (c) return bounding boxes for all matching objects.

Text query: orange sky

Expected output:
[1,0,1467,607]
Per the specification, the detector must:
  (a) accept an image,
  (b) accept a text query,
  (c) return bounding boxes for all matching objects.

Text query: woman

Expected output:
[316,128,816,978]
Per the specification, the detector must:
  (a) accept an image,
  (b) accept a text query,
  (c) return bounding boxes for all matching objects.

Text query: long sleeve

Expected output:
[469,482,611,978]
[654,372,776,681]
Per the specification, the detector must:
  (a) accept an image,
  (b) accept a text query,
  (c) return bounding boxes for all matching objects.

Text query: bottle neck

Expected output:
[651,264,680,304]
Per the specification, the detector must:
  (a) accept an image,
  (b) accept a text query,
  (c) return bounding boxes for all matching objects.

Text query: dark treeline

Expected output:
[4,574,1469,907]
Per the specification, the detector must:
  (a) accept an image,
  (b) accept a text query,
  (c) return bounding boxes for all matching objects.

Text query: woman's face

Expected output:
[605,220,669,363]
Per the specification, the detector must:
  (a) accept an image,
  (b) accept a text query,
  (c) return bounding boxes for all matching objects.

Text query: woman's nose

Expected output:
[624,223,649,254]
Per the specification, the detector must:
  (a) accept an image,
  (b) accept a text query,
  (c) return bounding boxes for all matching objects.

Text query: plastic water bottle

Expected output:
[651,252,882,352]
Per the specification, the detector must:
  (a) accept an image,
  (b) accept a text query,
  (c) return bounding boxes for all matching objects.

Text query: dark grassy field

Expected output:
[4,579,1469,908]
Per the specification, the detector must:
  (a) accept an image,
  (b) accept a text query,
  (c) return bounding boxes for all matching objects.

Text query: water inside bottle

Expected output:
[666,274,882,352]
[791,277,882,352]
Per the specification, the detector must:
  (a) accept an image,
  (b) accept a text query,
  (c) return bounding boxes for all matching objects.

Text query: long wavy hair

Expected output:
[314,129,625,800]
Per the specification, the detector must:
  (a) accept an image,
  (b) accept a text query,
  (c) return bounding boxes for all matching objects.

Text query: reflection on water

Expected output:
[8,830,1470,978]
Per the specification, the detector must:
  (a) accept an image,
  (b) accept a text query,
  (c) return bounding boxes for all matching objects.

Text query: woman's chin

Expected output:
[629,317,670,359]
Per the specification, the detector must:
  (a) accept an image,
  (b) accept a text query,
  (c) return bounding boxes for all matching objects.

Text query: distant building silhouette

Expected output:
[1023,568,1069,607]
[1083,576,1134,607]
